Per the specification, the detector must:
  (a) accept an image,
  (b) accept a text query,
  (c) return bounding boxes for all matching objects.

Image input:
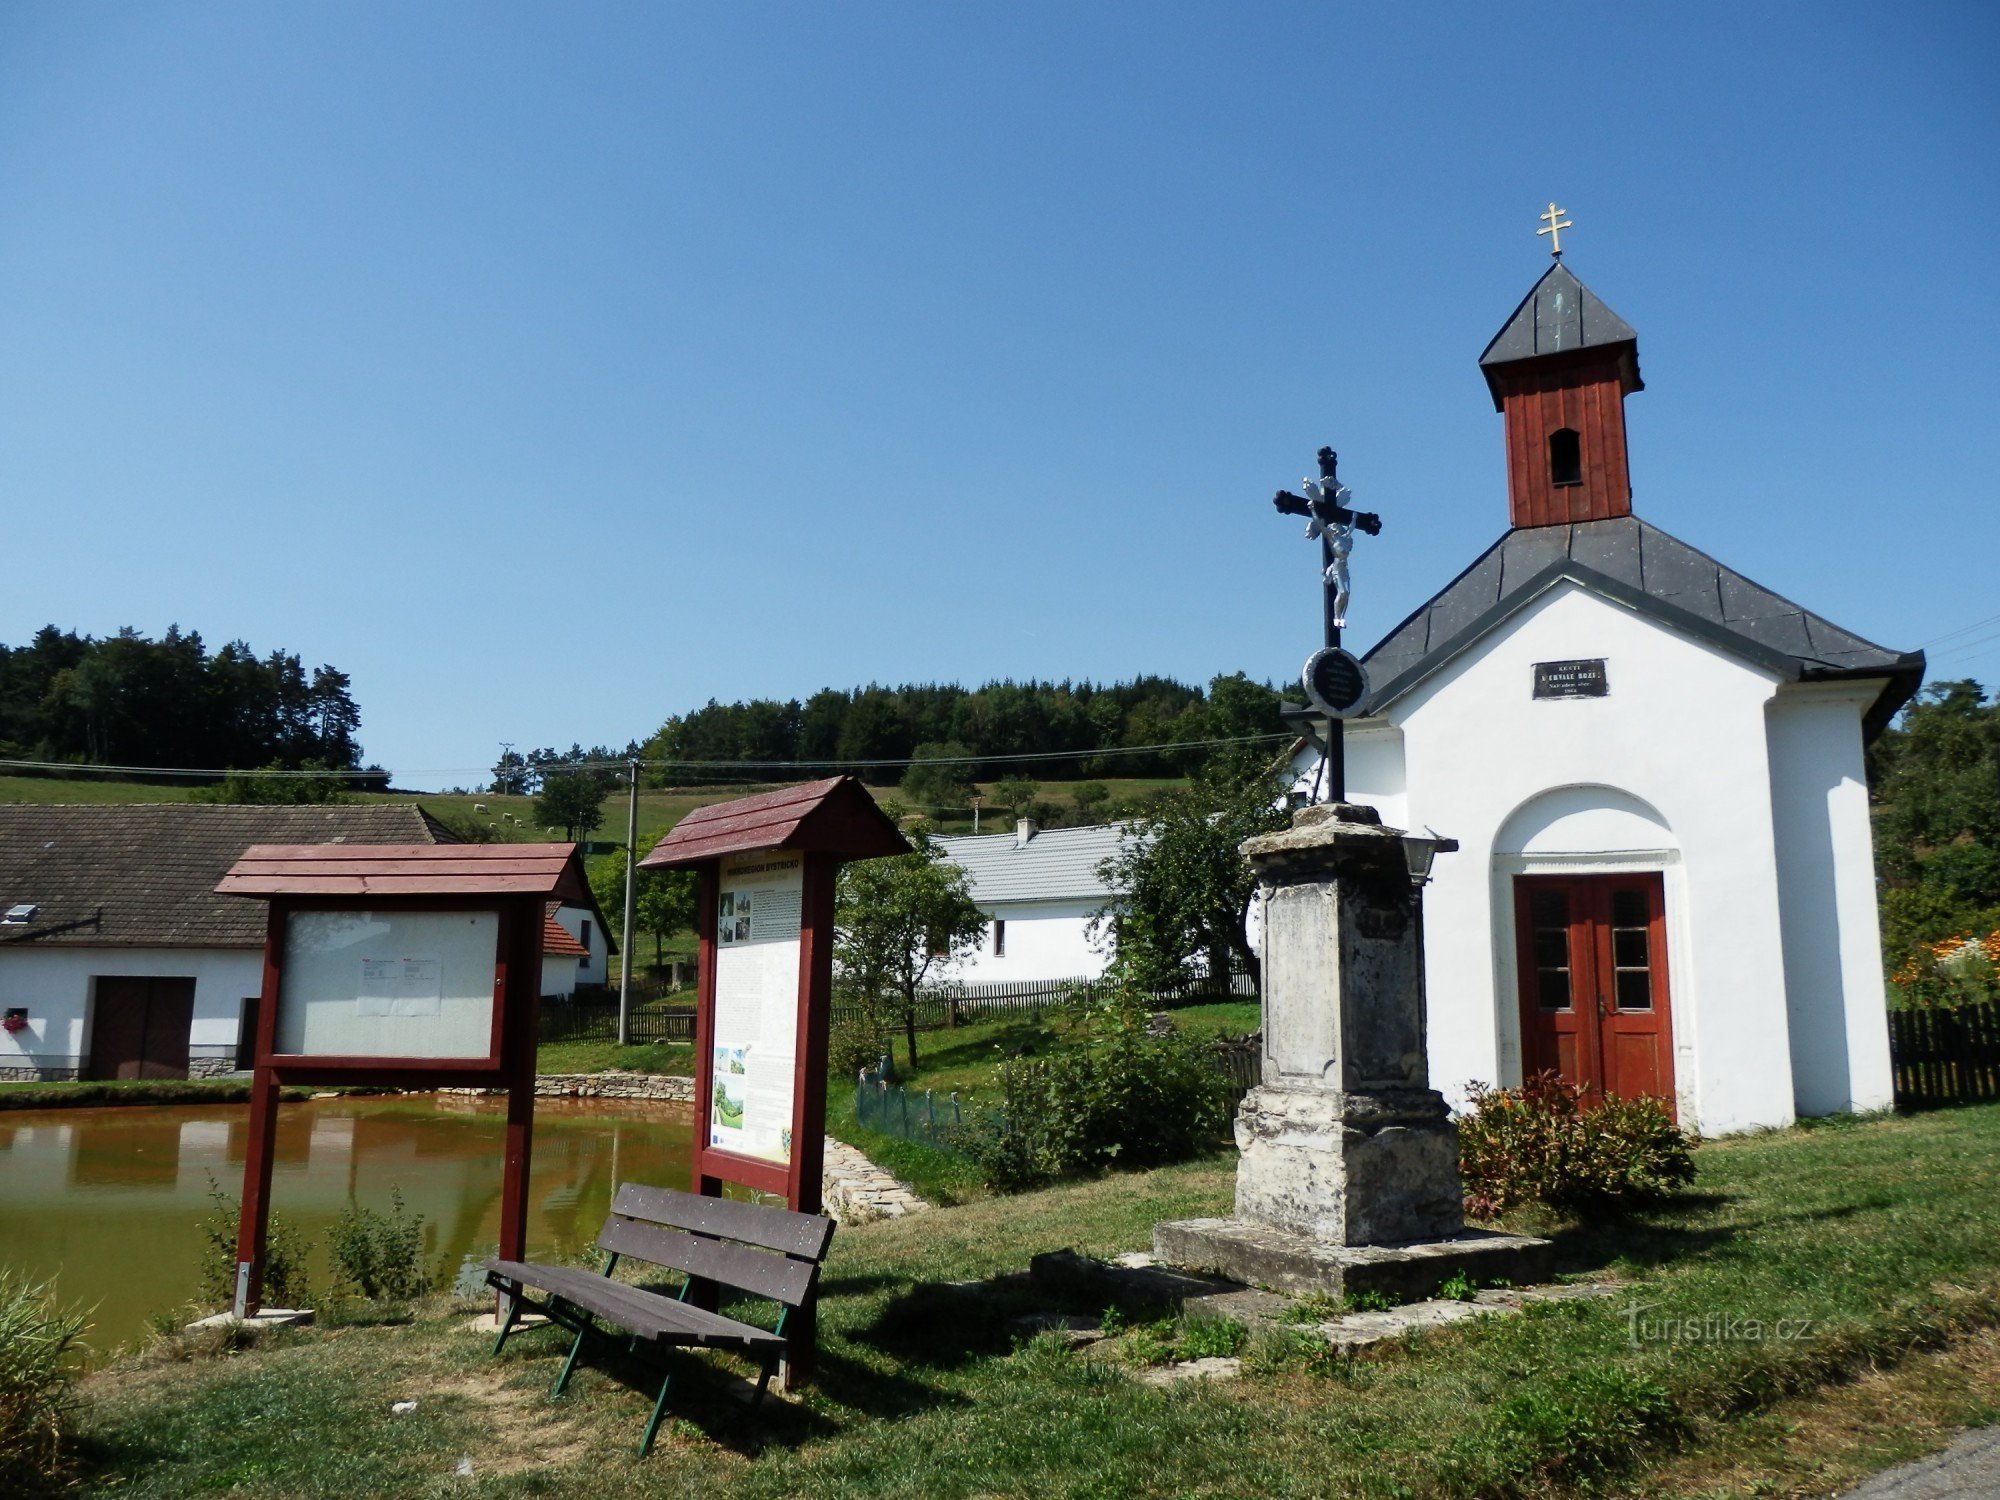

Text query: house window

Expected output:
[580,920,592,954]
[992,919,1006,958]
[1548,427,1582,486]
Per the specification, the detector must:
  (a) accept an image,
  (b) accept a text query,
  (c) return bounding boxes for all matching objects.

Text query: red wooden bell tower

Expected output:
[1479,262,1644,530]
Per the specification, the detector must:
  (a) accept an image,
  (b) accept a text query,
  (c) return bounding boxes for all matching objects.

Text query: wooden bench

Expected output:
[485,1183,836,1455]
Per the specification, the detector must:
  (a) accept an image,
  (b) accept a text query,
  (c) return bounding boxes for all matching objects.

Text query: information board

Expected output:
[274,909,501,1059]
[707,851,805,1164]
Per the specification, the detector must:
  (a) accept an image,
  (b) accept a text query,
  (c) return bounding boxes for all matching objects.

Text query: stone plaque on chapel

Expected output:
[1533,658,1608,699]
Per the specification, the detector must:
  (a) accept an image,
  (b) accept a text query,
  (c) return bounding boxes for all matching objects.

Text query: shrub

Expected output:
[957,991,1230,1190]
[198,1178,313,1310]
[0,1271,89,1487]
[327,1189,431,1301]
[1457,1071,1697,1219]
[828,1019,888,1082]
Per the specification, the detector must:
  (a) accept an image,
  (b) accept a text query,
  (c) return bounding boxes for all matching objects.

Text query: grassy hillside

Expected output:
[0,773,1183,846]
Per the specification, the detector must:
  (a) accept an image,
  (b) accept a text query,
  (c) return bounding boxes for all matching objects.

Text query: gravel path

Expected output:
[1840,1427,2000,1499]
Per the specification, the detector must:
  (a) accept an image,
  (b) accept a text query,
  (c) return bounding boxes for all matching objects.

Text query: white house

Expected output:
[0,803,456,1081]
[1286,260,1922,1137]
[539,897,615,998]
[931,819,1125,984]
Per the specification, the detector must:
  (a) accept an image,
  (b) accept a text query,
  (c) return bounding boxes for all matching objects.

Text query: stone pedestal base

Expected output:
[1152,1217,1553,1302]
[1234,1084,1466,1247]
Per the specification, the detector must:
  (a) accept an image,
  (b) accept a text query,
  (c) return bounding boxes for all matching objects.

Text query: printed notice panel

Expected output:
[276,910,500,1058]
[709,851,804,1165]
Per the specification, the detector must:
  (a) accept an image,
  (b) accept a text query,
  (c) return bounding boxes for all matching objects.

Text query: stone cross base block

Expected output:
[1234,1083,1464,1245]
[1152,1218,1554,1303]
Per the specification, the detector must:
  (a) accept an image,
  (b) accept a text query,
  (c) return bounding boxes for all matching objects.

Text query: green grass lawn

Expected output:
[870,999,1261,1102]
[64,1104,2000,1498]
[536,1040,697,1076]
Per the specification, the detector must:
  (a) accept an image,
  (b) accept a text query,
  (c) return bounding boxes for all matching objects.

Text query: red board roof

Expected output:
[640,776,909,870]
[215,842,590,901]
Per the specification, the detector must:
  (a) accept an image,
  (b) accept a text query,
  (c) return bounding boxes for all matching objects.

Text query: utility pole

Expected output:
[618,758,639,1047]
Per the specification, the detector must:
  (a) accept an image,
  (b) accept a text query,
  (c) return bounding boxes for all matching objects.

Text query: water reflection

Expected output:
[0,1095,694,1352]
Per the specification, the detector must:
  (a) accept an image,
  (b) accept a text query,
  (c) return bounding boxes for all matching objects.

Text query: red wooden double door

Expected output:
[1513,873,1676,1112]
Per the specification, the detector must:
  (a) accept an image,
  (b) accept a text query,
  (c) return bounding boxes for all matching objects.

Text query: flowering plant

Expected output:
[1,1011,26,1034]
[1892,930,2000,1010]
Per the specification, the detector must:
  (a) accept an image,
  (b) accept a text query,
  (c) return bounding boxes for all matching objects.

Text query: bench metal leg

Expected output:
[490,1291,521,1356]
[639,1367,673,1458]
[552,1314,592,1397]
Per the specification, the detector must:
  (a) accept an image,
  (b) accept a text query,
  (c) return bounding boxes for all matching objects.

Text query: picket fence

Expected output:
[828,970,1256,1031]
[1889,1001,2000,1108]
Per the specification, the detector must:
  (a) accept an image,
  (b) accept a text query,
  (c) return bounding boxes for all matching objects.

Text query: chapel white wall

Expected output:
[1359,582,1801,1135]
[1764,681,1896,1115]
[0,946,263,1071]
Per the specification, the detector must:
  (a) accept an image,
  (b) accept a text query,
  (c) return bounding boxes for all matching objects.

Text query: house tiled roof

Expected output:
[1356,516,1925,737]
[542,906,589,958]
[0,803,453,949]
[932,823,1136,906]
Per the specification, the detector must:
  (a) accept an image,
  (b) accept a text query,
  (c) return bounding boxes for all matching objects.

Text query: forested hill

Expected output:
[0,626,366,774]
[635,673,1287,783]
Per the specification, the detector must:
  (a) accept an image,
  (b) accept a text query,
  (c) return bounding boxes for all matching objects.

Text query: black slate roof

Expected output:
[0,803,454,948]
[1479,262,1643,408]
[1357,516,1925,737]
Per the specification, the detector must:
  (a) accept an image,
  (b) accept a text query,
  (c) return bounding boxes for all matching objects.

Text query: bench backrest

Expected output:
[595,1183,836,1309]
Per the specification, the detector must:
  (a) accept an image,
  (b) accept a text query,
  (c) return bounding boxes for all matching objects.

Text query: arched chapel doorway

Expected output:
[1493,787,1679,1114]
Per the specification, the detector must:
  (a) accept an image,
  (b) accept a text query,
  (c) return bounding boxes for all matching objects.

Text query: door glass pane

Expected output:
[1528,889,1571,1011]
[1609,888,1653,1011]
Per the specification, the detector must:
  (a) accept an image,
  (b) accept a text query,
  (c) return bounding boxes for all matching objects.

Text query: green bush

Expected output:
[1457,1071,1697,1220]
[0,1270,89,1486]
[327,1189,431,1301]
[198,1179,313,1310]
[958,990,1230,1190]
[828,1018,888,1082]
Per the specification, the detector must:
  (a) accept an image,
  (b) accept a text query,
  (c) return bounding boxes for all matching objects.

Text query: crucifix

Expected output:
[1273,447,1381,802]
[1537,201,1572,258]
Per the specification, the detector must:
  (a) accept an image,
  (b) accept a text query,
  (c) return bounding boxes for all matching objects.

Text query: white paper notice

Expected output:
[708,851,804,1165]
[357,955,444,1017]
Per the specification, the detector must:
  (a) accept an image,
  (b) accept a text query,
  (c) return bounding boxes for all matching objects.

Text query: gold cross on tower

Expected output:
[1537,201,1573,258]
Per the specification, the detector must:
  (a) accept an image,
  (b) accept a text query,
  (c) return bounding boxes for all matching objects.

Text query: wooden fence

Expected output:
[1889,1002,2000,1109]
[828,970,1256,1031]
[540,971,1251,1047]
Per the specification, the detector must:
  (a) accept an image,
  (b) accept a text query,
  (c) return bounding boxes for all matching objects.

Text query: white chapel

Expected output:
[1290,258,1924,1136]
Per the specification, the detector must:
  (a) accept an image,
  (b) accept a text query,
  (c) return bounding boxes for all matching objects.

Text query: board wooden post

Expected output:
[640,778,909,1388]
[214,845,588,1322]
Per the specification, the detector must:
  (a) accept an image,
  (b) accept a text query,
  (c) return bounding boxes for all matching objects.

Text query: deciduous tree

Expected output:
[834,832,987,1067]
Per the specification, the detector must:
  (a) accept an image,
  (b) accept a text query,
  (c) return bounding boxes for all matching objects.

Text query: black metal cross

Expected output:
[1272,447,1382,801]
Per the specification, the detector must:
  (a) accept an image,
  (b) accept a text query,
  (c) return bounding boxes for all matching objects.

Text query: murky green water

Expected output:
[0,1094,694,1353]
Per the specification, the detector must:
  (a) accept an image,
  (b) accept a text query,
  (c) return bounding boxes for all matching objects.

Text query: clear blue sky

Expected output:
[3,3,1995,785]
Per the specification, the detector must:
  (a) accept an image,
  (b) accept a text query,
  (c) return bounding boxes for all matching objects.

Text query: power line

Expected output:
[0,731,1292,785]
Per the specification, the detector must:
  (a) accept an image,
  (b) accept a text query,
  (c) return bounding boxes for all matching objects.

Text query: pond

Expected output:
[0,1094,695,1353]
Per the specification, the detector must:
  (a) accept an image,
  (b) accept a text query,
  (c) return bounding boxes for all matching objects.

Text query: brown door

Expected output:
[1513,874,1674,1113]
[87,977,196,1080]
